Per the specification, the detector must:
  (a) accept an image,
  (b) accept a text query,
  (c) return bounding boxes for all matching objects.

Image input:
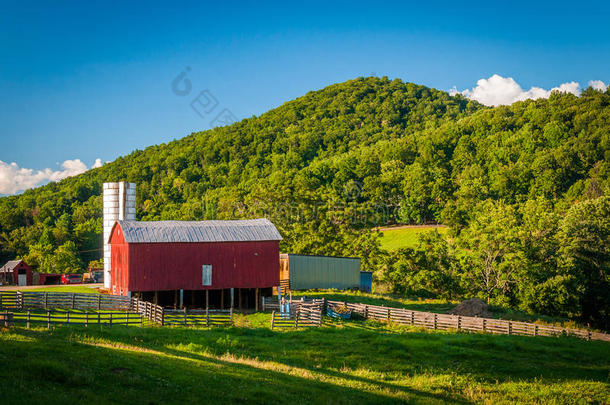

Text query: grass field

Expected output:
[1,319,608,404]
[12,285,102,294]
[379,225,449,251]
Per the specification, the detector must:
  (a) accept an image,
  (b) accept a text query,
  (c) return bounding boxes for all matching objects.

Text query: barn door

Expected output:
[18,269,27,286]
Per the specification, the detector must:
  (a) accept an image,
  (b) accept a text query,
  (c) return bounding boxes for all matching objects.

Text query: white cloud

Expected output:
[450,74,584,106]
[0,158,102,195]
[588,80,608,91]
[92,158,103,169]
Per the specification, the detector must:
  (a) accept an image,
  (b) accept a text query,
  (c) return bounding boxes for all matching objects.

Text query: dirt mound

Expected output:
[449,298,492,318]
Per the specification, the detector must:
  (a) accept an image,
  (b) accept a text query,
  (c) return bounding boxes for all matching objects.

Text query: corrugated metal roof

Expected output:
[0,260,22,273]
[112,218,282,244]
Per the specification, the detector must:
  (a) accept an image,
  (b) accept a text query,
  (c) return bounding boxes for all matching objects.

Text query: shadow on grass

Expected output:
[15,320,607,387]
[1,327,463,404]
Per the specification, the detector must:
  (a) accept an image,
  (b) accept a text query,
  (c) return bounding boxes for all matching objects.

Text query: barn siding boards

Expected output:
[109,220,281,296]
[282,254,361,290]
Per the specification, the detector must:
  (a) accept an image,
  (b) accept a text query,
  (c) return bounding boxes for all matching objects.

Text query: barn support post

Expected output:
[255,288,259,312]
[173,290,178,309]
[238,289,242,310]
[230,288,234,310]
[179,289,184,309]
[206,290,209,310]
[221,289,224,309]
[154,291,158,305]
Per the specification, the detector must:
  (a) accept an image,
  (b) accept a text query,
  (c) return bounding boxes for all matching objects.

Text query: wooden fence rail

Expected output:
[270,301,323,329]
[0,291,131,311]
[130,298,165,325]
[163,308,233,327]
[325,300,610,342]
[1,309,142,329]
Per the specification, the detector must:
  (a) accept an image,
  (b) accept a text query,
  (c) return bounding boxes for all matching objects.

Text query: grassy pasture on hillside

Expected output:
[290,290,579,328]
[1,320,608,404]
[379,226,449,251]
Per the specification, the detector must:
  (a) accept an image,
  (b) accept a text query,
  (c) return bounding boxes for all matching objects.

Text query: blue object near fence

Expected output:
[360,271,372,293]
[326,306,352,319]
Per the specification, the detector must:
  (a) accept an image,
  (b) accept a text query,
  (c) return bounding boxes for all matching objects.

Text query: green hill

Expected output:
[1,77,608,328]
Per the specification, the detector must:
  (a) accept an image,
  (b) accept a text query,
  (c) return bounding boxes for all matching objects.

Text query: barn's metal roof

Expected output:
[111,218,282,244]
[0,260,22,273]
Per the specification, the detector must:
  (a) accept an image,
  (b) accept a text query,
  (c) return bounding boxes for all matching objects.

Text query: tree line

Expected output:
[0,77,608,328]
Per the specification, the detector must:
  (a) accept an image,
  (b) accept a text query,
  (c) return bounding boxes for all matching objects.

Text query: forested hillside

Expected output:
[1,77,608,328]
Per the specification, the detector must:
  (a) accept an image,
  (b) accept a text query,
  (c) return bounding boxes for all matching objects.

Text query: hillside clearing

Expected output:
[1,321,608,404]
[379,226,449,251]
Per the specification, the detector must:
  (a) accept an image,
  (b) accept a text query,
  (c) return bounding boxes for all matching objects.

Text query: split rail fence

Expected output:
[0,291,131,311]
[0,292,234,328]
[325,299,610,342]
[163,308,233,326]
[1,309,141,329]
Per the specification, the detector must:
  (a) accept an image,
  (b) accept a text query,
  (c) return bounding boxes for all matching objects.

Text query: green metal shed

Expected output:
[279,254,361,290]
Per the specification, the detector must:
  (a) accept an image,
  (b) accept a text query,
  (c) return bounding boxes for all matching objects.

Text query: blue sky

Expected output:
[0,0,609,193]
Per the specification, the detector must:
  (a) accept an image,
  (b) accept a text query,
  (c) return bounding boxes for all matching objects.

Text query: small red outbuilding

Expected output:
[108,218,282,308]
[0,260,33,286]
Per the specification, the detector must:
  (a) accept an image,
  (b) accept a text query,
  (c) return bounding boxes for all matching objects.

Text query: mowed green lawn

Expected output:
[379,225,449,251]
[1,319,608,404]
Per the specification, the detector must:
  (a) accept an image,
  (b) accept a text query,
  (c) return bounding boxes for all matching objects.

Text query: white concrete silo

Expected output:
[103,182,136,289]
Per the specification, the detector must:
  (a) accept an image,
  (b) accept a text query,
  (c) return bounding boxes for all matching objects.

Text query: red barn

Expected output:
[108,218,282,309]
[0,260,33,286]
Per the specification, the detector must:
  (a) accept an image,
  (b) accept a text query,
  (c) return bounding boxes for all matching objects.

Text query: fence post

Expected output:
[126,312,129,326]
[98,312,101,325]
[482,319,487,332]
[457,316,461,330]
[433,314,437,330]
[27,310,31,329]
[184,307,187,326]
[271,311,275,330]
[295,312,299,329]
[206,307,209,327]
[364,304,368,319]
[411,311,415,325]
[66,311,70,326]
[98,295,101,311]
[229,307,233,323]
[85,312,89,327]
[109,313,113,327]
[0,293,3,309]
[508,321,512,335]
[47,311,51,329]
[18,292,23,310]
[71,293,75,310]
